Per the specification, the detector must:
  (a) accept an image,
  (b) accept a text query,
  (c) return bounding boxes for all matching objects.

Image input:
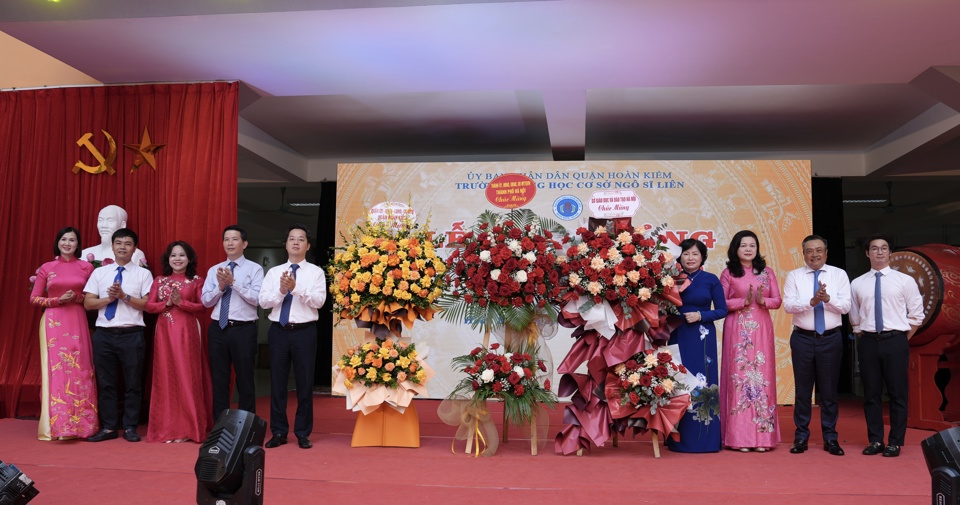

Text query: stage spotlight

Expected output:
[0,460,38,505]
[921,426,960,505]
[195,409,267,505]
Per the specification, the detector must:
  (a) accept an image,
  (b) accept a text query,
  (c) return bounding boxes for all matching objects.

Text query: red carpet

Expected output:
[0,395,933,504]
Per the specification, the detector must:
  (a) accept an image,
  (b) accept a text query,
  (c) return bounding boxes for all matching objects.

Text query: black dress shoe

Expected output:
[265,435,287,448]
[823,440,845,456]
[862,441,885,455]
[789,439,808,454]
[297,436,312,449]
[123,428,141,442]
[87,429,118,442]
[882,444,901,457]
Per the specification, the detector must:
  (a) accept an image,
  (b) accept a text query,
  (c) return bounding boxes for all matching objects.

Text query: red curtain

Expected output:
[0,82,238,418]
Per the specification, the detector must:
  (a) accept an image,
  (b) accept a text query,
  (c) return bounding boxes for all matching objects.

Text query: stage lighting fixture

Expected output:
[0,460,38,505]
[195,409,267,505]
[922,426,960,505]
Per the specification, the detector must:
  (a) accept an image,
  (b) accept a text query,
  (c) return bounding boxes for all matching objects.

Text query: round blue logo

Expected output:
[553,195,583,221]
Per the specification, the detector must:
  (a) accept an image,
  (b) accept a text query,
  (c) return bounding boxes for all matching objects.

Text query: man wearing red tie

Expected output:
[849,234,924,458]
[259,224,327,450]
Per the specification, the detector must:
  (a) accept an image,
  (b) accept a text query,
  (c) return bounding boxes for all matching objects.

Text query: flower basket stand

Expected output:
[351,403,420,448]
[498,413,540,456]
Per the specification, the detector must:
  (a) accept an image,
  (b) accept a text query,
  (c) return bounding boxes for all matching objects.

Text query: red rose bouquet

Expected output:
[439,209,567,335]
[613,348,689,411]
[556,223,681,337]
[449,342,556,426]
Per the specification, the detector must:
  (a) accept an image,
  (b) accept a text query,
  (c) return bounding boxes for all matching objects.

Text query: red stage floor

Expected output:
[0,395,934,504]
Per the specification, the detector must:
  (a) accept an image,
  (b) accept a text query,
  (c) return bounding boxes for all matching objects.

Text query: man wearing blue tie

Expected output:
[83,228,153,442]
[850,234,924,458]
[201,225,264,419]
[259,224,327,449]
[783,235,851,456]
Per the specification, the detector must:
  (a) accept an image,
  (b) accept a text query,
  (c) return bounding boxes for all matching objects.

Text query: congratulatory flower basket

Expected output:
[439,343,556,456]
[328,212,447,447]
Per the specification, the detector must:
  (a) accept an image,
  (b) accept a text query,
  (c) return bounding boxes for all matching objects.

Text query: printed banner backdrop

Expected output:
[335,160,811,404]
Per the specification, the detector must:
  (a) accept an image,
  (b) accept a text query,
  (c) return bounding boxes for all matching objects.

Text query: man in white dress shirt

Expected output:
[259,224,327,449]
[782,235,851,456]
[849,234,924,458]
[201,225,264,419]
[83,228,154,442]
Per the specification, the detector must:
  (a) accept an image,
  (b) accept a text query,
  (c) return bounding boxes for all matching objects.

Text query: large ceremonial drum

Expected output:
[890,244,960,347]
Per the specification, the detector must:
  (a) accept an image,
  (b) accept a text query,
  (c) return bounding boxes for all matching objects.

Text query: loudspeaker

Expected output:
[195,409,267,505]
[0,460,38,505]
[921,426,960,505]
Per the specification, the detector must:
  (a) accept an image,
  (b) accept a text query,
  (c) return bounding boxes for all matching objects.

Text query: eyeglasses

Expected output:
[869,246,889,253]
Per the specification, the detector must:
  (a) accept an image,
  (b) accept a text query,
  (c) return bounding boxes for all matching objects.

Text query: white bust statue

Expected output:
[81,205,146,266]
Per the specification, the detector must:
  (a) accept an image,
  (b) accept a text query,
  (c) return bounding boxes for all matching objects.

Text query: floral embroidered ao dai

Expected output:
[666,269,727,453]
[145,274,212,443]
[29,256,99,440]
[719,266,782,450]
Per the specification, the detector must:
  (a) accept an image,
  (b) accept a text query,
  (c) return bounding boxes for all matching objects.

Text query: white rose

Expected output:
[480,369,495,383]
[513,366,524,376]
[479,250,491,262]
[627,373,641,386]
[568,273,581,286]
[523,251,537,263]
[514,270,528,283]
[490,269,502,281]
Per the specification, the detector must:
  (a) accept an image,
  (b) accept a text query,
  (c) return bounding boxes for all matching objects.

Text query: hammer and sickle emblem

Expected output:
[72,130,117,175]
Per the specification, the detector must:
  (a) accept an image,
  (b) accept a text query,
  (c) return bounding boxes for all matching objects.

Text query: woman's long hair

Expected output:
[725,230,766,277]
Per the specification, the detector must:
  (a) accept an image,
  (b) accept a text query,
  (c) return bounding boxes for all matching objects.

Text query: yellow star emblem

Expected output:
[124,127,165,172]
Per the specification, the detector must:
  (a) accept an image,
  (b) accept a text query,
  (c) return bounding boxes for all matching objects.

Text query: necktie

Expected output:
[278,264,300,326]
[874,271,884,332]
[104,266,125,320]
[218,261,237,329]
[813,270,826,334]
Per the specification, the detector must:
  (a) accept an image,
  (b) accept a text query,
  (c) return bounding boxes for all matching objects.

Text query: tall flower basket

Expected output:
[327,213,447,447]
[437,209,565,454]
[552,221,684,455]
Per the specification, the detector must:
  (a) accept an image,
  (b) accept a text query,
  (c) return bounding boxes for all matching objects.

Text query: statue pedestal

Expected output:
[351,403,420,448]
